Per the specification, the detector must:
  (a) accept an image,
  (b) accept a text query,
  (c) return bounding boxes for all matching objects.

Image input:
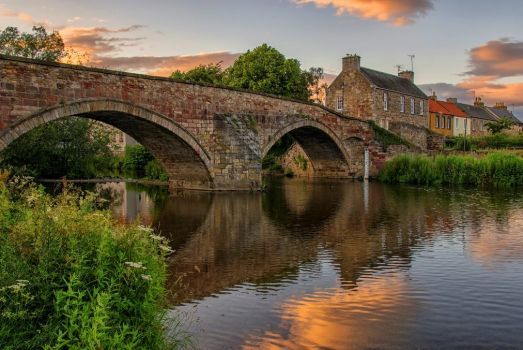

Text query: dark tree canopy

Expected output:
[223,44,312,101]
[170,44,323,102]
[0,26,66,62]
[170,63,224,85]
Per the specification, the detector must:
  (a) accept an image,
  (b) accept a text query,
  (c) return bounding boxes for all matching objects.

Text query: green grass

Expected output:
[379,152,523,188]
[0,176,186,349]
[446,133,523,151]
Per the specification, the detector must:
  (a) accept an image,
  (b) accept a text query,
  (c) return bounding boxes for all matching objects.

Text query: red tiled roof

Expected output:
[439,100,466,117]
[429,99,466,117]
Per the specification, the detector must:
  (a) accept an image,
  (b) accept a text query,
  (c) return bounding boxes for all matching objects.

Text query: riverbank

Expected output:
[39,177,169,186]
[0,175,185,349]
[379,151,523,187]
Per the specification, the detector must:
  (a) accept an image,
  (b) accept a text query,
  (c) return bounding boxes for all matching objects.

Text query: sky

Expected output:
[1,0,522,116]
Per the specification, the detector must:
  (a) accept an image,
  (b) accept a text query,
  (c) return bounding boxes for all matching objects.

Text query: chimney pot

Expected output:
[398,70,414,83]
[342,54,361,72]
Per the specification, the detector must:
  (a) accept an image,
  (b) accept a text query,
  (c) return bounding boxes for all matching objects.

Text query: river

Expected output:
[63,178,523,349]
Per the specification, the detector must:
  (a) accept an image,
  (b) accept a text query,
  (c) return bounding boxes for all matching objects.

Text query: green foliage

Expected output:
[293,154,308,171]
[0,179,183,349]
[262,134,294,171]
[368,120,412,151]
[447,133,523,151]
[122,145,154,178]
[145,160,169,181]
[1,118,116,179]
[0,26,66,62]
[170,62,224,85]
[485,117,514,134]
[222,44,313,101]
[379,152,523,188]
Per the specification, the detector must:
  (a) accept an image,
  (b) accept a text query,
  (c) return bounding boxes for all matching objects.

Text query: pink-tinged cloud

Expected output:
[92,52,241,76]
[466,39,523,77]
[0,4,49,27]
[60,25,146,57]
[292,0,434,26]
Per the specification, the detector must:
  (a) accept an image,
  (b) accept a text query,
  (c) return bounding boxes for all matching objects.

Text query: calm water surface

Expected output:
[90,179,523,349]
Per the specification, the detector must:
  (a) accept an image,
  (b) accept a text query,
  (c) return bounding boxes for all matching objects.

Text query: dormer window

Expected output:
[410,98,415,114]
[383,92,388,111]
[336,96,344,111]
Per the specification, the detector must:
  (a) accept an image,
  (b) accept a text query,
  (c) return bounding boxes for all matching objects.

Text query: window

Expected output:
[442,116,446,129]
[336,96,344,111]
[435,115,439,128]
[380,118,389,130]
[383,92,388,111]
[410,98,415,114]
[400,96,405,113]
[455,118,459,129]
[447,117,451,129]
[419,100,424,115]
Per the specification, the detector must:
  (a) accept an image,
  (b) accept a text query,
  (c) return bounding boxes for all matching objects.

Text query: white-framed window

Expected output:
[447,117,451,129]
[410,98,415,114]
[400,96,405,113]
[419,100,424,115]
[435,115,439,128]
[336,96,344,111]
[442,116,445,129]
[383,92,388,111]
[455,118,459,129]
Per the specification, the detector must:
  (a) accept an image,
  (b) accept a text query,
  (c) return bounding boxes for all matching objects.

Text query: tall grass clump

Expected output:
[379,152,523,188]
[0,177,183,349]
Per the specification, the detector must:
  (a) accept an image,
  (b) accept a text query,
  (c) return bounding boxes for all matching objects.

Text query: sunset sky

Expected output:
[1,0,522,116]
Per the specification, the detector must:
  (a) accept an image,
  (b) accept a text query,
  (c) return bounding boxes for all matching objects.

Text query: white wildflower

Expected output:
[150,234,164,242]
[138,225,154,233]
[159,244,174,253]
[141,274,152,281]
[124,261,146,270]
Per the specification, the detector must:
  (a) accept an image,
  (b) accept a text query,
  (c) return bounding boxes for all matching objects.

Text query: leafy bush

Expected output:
[379,152,523,188]
[145,160,169,181]
[0,179,183,349]
[122,145,155,178]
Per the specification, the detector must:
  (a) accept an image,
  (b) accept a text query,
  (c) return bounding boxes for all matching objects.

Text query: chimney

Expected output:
[398,70,414,83]
[447,97,458,104]
[494,102,507,110]
[474,97,484,107]
[342,54,360,72]
[429,91,437,100]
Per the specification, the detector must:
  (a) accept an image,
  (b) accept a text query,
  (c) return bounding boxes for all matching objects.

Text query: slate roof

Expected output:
[360,67,427,99]
[455,103,496,121]
[486,107,523,125]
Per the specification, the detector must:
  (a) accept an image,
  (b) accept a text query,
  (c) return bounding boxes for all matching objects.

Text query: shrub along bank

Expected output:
[0,175,183,349]
[379,152,523,188]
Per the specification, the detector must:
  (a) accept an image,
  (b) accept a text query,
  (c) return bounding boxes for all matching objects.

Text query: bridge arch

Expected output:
[263,120,351,177]
[0,99,214,189]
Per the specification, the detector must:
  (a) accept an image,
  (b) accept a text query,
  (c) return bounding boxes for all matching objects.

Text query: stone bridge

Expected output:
[0,55,407,190]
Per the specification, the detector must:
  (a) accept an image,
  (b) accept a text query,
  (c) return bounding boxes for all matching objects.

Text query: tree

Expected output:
[485,117,514,134]
[0,26,66,61]
[1,117,116,178]
[222,44,312,101]
[170,62,224,85]
[307,67,328,104]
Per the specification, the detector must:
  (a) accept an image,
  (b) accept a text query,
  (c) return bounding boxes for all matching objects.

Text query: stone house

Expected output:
[325,54,429,148]
[485,103,523,134]
[454,98,496,136]
[428,95,467,137]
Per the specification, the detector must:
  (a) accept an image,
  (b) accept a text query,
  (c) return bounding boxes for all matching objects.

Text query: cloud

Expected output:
[60,25,146,57]
[292,0,434,26]
[92,52,241,76]
[466,39,523,78]
[422,38,523,120]
[0,4,49,26]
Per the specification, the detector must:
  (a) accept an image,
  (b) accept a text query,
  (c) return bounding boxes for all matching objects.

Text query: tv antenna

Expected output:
[408,54,415,71]
[395,64,403,73]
